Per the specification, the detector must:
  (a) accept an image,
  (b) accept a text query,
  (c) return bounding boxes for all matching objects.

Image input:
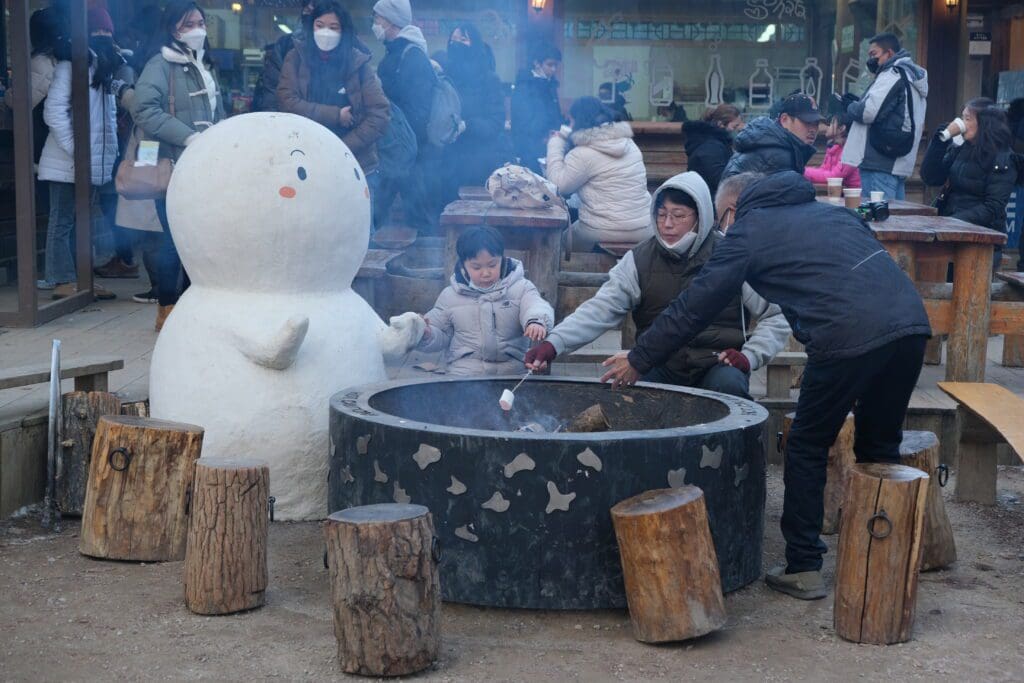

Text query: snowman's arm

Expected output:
[378,312,426,361]
[232,316,309,370]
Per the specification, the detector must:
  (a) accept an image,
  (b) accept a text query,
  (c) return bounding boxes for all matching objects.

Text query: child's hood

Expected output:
[451,257,525,298]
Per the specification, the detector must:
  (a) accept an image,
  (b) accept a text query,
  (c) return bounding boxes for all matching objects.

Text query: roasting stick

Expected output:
[499,369,534,411]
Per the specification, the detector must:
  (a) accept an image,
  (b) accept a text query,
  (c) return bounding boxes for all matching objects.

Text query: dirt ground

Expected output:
[1,465,1022,682]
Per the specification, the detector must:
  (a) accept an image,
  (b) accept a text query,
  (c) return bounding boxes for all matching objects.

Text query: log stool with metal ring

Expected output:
[322,503,441,676]
[184,458,271,615]
[834,463,929,645]
[79,416,204,562]
[898,431,956,570]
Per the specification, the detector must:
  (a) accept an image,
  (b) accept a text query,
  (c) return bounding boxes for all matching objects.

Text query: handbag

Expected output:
[115,67,176,200]
[931,180,951,214]
[486,164,560,209]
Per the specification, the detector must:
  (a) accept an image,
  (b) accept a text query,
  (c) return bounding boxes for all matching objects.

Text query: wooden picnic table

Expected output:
[440,199,569,308]
[869,214,1010,382]
[816,196,937,216]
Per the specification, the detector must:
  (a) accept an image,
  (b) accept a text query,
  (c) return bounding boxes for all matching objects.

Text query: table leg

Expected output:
[946,243,993,382]
[1002,335,1024,367]
[443,225,461,282]
[917,254,950,366]
[530,230,562,313]
[883,242,917,279]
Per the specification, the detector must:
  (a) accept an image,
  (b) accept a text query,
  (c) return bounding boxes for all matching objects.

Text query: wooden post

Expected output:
[184,458,270,615]
[80,416,204,561]
[946,243,993,382]
[1002,335,1024,368]
[956,410,999,505]
[323,504,440,676]
[834,464,928,645]
[781,412,854,535]
[898,431,956,571]
[56,391,121,515]
[610,487,727,643]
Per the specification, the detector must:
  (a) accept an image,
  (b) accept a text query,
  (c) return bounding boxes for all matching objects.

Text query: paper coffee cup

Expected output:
[870,191,884,202]
[827,178,843,198]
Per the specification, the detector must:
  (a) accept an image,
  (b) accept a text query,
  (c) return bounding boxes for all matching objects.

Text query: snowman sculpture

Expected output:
[150,113,418,520]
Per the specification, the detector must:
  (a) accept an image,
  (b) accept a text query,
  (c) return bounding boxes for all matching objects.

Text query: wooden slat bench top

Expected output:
[996,272,1024,290]
[0,357,124,391]
[870,215,1007,245]
[371,225,418,250]
[357,249,402,279]
[937,381,1024,463]
[440,200,568,229]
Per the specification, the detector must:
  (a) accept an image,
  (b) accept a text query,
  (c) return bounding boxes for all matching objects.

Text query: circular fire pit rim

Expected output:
[330,375,767,441]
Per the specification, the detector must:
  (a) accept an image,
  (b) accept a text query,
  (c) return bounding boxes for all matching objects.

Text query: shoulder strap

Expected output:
[896,67,913,133]
[168,60,176,117]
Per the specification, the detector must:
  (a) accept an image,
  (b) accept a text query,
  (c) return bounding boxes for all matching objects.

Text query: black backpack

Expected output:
[868,67,917,158]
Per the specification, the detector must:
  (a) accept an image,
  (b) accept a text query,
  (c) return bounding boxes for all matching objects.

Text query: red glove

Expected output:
[719,348,751,374]
[525,341,557,369]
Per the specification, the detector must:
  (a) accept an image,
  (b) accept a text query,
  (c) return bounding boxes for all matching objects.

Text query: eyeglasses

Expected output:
[656,210,696,224]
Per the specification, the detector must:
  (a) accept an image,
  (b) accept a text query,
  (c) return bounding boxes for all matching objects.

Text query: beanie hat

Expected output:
[373,0,412,28]
[87,7,114,34]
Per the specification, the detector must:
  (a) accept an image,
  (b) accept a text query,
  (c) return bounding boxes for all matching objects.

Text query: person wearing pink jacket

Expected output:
[803,113,861,188]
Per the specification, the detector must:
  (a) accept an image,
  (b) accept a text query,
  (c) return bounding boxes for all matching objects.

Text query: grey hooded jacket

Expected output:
[547,171,790,371]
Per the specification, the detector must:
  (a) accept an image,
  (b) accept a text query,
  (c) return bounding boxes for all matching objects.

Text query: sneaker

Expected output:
[765,565,828,600]
[94,257,140,279]
[36,279,57,290]
[132,289,159,304]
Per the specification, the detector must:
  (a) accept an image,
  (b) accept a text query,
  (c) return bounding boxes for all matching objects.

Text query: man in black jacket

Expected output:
[722,94,820,179]
[511,42,564,173]
[372,0,441,230]
[601,171,931,600]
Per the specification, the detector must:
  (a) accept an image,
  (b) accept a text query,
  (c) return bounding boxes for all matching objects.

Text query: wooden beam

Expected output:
[922,299,1024,336]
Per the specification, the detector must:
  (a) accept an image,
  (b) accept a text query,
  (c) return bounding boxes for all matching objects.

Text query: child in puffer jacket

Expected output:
[804,110,861,188]
[416,226,555,375]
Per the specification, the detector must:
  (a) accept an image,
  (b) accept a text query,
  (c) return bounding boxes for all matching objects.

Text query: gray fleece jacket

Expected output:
[547,171,791,371]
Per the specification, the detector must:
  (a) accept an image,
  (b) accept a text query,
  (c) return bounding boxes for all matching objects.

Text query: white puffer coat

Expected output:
[545,121,651,240]
[417,259,555,376]
[37,60,118,186]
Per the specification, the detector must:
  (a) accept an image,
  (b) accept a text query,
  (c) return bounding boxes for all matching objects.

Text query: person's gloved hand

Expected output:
[718,348,751,374]
[525,340,557,370]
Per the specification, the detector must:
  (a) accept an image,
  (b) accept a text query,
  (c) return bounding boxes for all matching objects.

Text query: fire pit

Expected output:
[328,377,767,609]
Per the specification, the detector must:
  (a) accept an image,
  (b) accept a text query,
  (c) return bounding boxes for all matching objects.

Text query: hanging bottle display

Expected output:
[705,53,724,107]
[748,59,774,109]
[649,63,674,107]
[800,57,823,101]
[842,59,863,95]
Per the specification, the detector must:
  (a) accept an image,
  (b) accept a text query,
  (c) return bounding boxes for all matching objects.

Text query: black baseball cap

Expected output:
[779,93,823,124]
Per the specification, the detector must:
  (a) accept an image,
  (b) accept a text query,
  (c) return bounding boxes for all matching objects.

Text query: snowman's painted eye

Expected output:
[353,168,361,181]
[297,166,307,181]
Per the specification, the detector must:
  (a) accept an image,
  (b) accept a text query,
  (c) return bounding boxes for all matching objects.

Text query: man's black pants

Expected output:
[782,334,928,573]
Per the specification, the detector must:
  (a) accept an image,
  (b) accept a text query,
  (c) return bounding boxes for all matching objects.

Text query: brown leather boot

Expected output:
[155,304,174,331]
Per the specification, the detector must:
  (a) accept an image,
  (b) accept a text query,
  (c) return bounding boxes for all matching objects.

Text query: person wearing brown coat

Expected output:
[277,2,389,175]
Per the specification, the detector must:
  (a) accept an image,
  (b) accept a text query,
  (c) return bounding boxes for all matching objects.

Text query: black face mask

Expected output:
[866,57,880,74]
[448,42,471,62]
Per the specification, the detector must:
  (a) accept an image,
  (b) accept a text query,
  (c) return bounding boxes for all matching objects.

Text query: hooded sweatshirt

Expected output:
[545,121,651,238]
[547,172,790,375]
[722,116,817,179]
[842,49,929,177]
[627,171,930,375]
[417,258,555,376]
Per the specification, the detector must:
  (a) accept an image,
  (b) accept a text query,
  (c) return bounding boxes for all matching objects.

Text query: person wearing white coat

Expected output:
[36,56,118,298]
[545,96,652,252]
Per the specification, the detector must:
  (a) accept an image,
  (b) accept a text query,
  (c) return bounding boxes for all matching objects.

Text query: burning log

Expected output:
[565,404,611,433]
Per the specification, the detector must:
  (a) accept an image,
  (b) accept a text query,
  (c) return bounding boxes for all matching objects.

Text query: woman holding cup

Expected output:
[921,98,1018,265]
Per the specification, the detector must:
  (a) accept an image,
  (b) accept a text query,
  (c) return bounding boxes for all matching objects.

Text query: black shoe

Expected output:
[132,289,159,304]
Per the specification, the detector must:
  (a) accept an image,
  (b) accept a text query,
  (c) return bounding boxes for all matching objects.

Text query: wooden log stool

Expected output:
[781,412,855,535]
[898,431,956,571]
[323,504,441,676]
[610,486,726,643]
[79,416,204,562]
[56,391,121,515]
[184,458,271,615]
[834,464,928,645]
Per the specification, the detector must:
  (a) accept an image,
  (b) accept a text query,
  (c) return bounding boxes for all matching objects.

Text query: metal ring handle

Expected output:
[268,496,276,522]
[866,510,893,539]
[937,464,949,488]
[776,431,783,454]
[108,447,132,472]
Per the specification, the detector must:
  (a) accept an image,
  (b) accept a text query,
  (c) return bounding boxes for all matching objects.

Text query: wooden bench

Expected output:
[996,272,1024,367]
[0,357,124,393]
[938,381,1024,505]
[765,351,807,400]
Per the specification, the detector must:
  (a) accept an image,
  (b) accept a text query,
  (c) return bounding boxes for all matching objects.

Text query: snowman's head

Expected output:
[166,112,370,293]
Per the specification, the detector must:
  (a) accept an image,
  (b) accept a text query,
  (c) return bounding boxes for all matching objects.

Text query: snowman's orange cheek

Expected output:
[279,186,296,199]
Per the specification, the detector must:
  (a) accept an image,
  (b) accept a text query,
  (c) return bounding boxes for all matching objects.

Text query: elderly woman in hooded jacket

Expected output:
[545,97,651,252]
[277,1,389,179]
[921,97,1019,269]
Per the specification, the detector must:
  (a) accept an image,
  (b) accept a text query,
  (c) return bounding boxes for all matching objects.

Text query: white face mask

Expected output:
[372,23,387,42]
[178,28,206,52]
[313,28,341,52]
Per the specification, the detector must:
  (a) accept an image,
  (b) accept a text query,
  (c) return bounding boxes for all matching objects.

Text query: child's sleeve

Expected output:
[519,280,555,331]
[416,290,455,353]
